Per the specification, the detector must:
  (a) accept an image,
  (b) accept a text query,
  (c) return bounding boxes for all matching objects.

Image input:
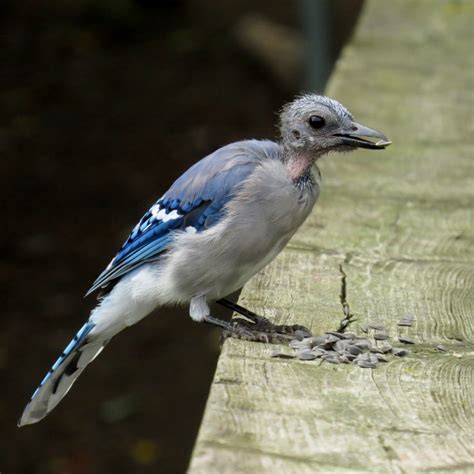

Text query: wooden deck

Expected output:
[188,1,474,472]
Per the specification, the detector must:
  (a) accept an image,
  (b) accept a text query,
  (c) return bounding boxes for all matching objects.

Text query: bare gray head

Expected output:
[279,94,390,180]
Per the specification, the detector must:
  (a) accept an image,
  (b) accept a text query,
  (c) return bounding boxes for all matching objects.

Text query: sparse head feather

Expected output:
[277,93,390,165]
[278,94,355,154]
[280,94,353,126]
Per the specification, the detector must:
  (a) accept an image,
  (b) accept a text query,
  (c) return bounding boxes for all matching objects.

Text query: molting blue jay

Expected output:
[19,94,390,426]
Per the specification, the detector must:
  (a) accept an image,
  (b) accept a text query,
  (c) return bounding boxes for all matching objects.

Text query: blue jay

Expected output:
[19,94,390,426]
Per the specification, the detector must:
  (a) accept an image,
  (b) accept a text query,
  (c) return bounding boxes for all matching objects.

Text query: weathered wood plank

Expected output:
[189,1,474,472]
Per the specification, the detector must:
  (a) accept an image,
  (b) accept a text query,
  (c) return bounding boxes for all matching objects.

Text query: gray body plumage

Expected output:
[19,94,390,426]
[163,140,319,303]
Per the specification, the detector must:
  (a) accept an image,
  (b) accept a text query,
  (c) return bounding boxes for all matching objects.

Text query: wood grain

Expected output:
[189,1,474,472]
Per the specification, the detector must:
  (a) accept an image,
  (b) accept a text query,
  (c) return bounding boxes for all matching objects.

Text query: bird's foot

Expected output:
[222,318,312,344]
[222,320,290,343]
[216,298,312,343]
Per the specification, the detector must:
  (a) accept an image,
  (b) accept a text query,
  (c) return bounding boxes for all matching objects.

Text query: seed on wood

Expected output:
[334,339,352,353]
[311,348,327,357]
[289,339,311,350]
[297,350,318,360]
[325,331,345,338]
[398,336,415,344]
[314,339,338,350]
[334,340,344,353]
[294,329,310,340]
[380,343,392,353]
[325,335,340,344]
[301,337,315,348]
[355,352,378,363]
[398,313,415,327]
[436,344,448,352]
[374,332,390,341]
[309,336,327,347]
[357,359,377,368]
[368,322,386,331]
[347,345,364,355]
[299,328,314,338]
[374,354,389,362]
[369,347,384,354]
[343,352,358,361]
[360,323,369,333]
[368,353,379,364]
[271,350,295,359]
[392,347,410,357]
[322,354,341,364]
[342,332,356,339]
[353,339,371,349]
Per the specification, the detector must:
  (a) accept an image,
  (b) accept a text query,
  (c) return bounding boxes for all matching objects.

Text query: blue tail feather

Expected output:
[36,322,95,391]
[18,321,98,427]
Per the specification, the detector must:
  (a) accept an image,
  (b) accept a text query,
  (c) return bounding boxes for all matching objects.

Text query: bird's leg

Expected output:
[216,298,272,327]
[216,298,312,339]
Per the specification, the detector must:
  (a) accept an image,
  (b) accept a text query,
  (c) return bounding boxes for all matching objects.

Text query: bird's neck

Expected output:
[282,146,322,183]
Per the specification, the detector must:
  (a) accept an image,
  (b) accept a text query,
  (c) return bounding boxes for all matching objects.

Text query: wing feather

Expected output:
[86,140,279,296]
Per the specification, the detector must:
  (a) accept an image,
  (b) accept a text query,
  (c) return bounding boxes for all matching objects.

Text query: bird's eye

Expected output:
[308,115,325,129]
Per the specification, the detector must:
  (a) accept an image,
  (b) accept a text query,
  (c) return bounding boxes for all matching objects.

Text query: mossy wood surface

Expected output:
[188,1,474,472]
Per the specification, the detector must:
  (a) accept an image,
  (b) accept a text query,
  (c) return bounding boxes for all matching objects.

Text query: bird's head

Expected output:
[279,94,391,158]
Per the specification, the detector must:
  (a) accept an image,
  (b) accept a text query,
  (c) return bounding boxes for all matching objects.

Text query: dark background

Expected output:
[1,1,362,473]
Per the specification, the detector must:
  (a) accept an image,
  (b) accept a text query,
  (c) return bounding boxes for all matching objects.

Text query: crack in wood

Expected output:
[337,259,357,332]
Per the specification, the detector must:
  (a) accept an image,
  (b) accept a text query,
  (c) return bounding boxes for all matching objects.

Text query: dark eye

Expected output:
[309,115,325,129]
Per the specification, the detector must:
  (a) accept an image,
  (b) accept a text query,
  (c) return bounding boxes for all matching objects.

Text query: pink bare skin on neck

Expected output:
[285,150,316,182]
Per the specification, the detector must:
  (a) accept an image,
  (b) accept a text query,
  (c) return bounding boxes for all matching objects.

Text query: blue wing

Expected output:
[86,139,280,296]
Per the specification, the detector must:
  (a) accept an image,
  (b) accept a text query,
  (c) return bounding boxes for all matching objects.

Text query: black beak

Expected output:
[334,122,391,150]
